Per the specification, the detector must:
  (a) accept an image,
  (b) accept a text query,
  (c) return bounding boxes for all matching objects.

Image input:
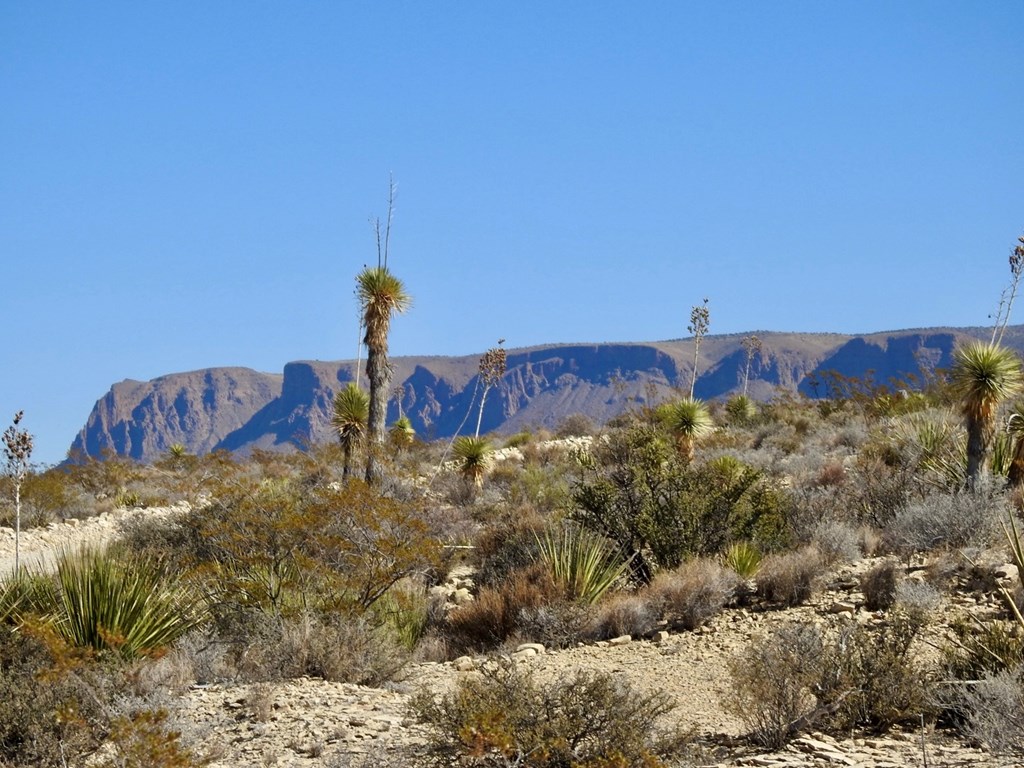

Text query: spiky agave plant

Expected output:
[54,545,205,659]
[333,382,370,480]
[659,397,714,461]
[536,526,630,604]
[452,436,493,489]
[950,342,1024,489]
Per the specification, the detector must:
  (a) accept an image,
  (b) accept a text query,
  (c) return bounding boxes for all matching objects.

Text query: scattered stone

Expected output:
[515,642,545,655]
[608,635,632,646]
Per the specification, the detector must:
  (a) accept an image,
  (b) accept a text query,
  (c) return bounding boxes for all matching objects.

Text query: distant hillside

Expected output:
[69,326,1011,462]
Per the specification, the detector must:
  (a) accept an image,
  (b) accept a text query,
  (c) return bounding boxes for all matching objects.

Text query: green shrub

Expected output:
[410,663,682,767]
[943,616,1024,680]
[571,424,792,584]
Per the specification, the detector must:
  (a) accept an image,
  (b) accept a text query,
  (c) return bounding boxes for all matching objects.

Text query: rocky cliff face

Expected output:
[70,328,996,462]
[69,368,283,461]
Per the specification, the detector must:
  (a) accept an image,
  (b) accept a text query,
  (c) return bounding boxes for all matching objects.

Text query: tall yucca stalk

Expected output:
[950,342,1024,489]
[659,398,714,462]
[333,382,369,481]
[357,266,411,485]
[536,527,630,605]
[54,546,205,659]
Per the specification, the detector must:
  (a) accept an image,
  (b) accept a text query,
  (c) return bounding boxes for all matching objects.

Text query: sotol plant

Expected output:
[2,411,33,575]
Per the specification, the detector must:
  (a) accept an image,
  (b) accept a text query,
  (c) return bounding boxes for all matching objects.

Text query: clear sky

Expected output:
[2,2,1022,465]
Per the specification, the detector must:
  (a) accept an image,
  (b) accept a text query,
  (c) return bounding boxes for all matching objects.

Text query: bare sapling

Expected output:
[3,411,34,575]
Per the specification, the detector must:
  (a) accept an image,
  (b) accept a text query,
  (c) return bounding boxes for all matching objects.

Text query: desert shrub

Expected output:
[177,476,439,621]
[473,510,546,589]
[861,559,900,611]
[943,617,1024,680]
[572,424,791,584]
[585,591,661,641]
[945,669,1024,756]
[886,489,1006,554]
[846,457,914,528]
[650,558,739,631]
[535,525,630,604]
[811,520,861,565]
[515,601,592,650]
[729,613,932,747]
[756,546,824,607]
[410,663,682,767]
[503,463,571,512]
[503,431,533,448]
[229,610,409,685]
[372,579,431,651]
[555,413,595,438]
[95,708,204,768]
[0,623,110,766]
[893,579,941,625]
[723,541,762,579]
[726,622,824,748]
[443,565,560,653]
[822,611,933,732]
[724,394,757,425]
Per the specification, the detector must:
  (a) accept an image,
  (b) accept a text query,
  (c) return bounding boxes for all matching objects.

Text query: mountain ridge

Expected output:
[69,326,1016,462]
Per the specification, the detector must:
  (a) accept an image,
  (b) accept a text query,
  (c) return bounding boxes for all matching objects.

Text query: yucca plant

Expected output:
[950,342,1024,489]
[536,526,631,605]
[895,411,967,489]
[53,545,205,659]
[333,382,370,480]
[357,265,411,485]
[452,436,493,489]
[658,398,714,461]
[389,415,416,451]
[0,571,58,625]
[725,394,757,425]
[724,541,762,579]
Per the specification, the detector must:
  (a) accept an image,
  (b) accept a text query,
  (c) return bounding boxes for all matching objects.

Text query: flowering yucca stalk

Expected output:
[536,527,631,605]
[54,545,205,659]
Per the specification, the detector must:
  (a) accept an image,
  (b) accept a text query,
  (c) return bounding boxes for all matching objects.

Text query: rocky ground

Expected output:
[1,509,1019,767]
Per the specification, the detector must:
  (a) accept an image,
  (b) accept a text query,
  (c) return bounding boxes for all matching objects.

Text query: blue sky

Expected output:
[2,2,1022,465]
